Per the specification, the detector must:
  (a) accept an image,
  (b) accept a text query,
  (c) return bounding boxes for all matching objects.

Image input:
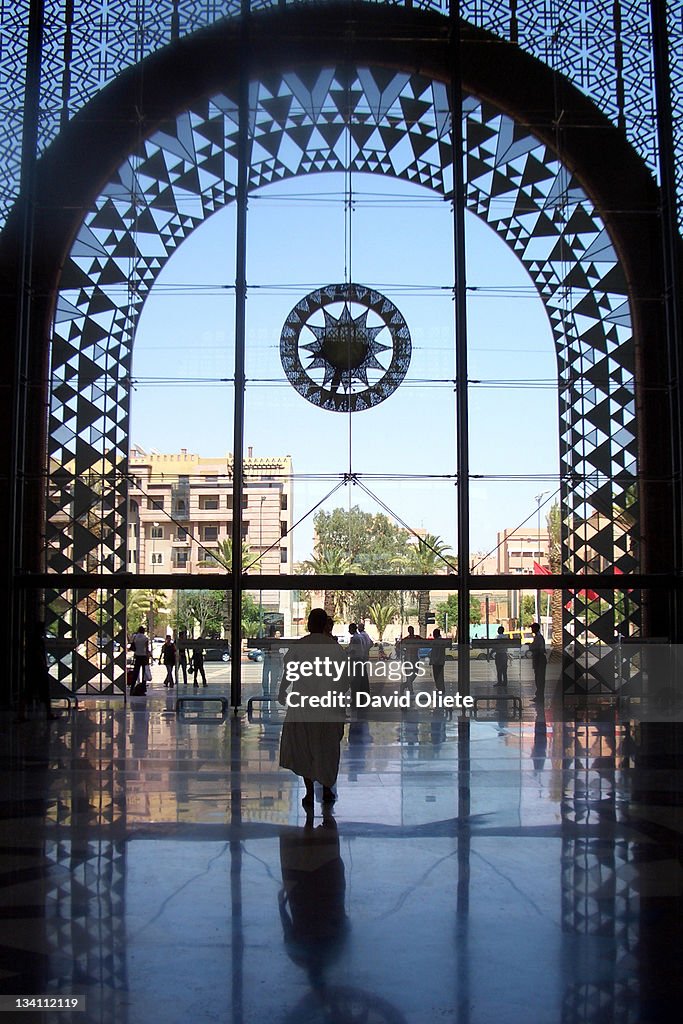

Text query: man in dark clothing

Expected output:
[191,643,207,687]
[429,628,448,693]
[490,625,509,687]
[528,622,547,704]
[159,634,177,687]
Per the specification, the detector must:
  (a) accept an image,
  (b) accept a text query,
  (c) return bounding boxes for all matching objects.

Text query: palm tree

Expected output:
[301,545,363,619]
[546,503,563,649]
[367,599,398,641]
[199,536,255,571]
[395,533,455,635]
[126,588,169,636]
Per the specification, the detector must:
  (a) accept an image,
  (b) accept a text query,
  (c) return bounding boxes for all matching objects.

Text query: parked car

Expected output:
[247,649,264,663]
[200,642,231,663]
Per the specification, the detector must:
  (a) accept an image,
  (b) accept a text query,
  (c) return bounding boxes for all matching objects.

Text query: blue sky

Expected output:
[131,174,559,561]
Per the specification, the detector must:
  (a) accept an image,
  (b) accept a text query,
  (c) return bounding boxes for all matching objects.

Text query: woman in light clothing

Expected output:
[278,608,347,809]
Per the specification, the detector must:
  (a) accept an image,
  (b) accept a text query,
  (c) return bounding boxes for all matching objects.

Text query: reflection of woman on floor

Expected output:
[278,814,348,989]
[278,608,346,809]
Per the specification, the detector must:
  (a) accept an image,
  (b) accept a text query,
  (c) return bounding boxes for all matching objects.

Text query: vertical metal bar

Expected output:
[613,1,626,132]
[9,0,45,705]
[449,0,470,686]
[650,0,683,639]
[60,0,74,129]
[230,0,251,709]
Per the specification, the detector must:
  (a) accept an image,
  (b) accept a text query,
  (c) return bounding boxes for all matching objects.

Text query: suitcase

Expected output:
[128,666,146,696]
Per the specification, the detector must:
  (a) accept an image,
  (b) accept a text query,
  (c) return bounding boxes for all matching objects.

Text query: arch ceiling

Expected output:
[46,64,638,693]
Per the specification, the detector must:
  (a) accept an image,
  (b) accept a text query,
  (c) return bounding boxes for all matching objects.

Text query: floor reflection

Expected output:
[0,705,681,1022]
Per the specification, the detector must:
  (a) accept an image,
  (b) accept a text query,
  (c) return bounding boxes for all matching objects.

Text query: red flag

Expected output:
[613,565,633,594]
[532,561,552,594]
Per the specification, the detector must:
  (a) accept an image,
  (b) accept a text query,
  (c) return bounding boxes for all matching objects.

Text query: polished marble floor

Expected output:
[1,690,682,1024]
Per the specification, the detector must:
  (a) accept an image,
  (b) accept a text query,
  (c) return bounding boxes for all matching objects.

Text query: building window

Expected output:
[280,494,287,511]
[280,521,288,537]
[227,493,248,509]
[151,552,163,565]
[128,550,136,564]
[148,497,164,511]
[175,499,187,515]
[151,525,163,539]
[176,527,188,541]
[280,548,288,564]
[174,550,189,567]
[200,495,219,511]
[203,526,218,542]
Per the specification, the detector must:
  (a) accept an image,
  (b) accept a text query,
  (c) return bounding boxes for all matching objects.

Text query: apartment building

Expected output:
[495,527,550,575]
[128,447,294,629]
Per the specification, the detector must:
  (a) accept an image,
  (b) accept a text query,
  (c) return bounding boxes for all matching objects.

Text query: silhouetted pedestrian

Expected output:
[429,627,448,693]
[348,622,370,709]
[278,608,347,808]
[190,643,207,687]
[159,634,176,687]
[129,625,150,694]
[491,625,509,687]
[400,626,423,693]
[175,629,188,685]
[528,622,547,704]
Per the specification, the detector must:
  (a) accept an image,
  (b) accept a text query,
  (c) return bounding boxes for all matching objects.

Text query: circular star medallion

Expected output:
[280,283,411,412]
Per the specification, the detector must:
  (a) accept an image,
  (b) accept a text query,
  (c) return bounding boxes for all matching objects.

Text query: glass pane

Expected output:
[244,174,458,576]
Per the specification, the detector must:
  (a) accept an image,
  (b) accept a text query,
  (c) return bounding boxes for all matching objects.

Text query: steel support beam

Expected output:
[230,1,252,711]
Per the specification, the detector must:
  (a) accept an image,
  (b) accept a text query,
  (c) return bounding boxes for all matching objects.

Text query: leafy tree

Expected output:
[312,506,411,574]
[198,537,256,637]
[521,594,536,627]
[171,591,224,637]
[436,594,458,634]
[241,593,262,639]
[436,593,481,635]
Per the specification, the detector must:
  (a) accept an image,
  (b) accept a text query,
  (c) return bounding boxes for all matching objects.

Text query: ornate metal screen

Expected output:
[45,65,638,692]
[2,2,679,230]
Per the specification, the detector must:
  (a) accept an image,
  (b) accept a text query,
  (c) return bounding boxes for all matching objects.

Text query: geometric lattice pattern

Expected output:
[560,721,641,1023]
[670,1,683,231]
[0,0,29,226]
[1,3,673,232]
[280,283,412,412]
[45,66,639,692]
[0,712,127,1017]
